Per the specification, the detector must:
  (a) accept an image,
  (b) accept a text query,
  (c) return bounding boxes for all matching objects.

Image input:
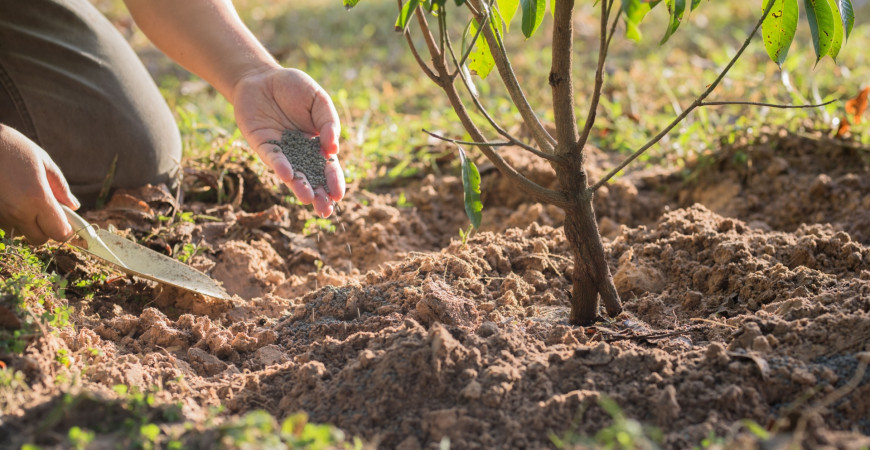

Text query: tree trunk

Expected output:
[560,171,622,325]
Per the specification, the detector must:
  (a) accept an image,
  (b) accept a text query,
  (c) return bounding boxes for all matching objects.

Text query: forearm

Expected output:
[123,0,279,103]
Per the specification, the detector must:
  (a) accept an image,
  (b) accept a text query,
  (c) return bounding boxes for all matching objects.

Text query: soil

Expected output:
[1,130,869,448]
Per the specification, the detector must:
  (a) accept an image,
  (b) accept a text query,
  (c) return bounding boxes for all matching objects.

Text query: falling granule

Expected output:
[268,130,331,194]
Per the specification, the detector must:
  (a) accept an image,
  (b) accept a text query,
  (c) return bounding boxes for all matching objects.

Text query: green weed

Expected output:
[551,396,662,450]
[303,217,336,236]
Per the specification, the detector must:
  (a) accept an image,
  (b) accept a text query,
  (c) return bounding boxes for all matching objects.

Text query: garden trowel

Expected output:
[61,205,231,300]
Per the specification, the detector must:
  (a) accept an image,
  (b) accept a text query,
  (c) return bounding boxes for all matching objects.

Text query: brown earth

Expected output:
[1,130,869,448]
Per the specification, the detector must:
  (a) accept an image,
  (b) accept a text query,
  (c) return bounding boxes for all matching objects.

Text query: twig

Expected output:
[577,0,615,154]
[603,0,621,52]
[423,129,561,162]
[398,0,439,83]
[591,0,778,191]
[601,327,698,343]
[690,317,738,329]
[423,129,514,147]
[699,99,839,109]
[405,33,439,84]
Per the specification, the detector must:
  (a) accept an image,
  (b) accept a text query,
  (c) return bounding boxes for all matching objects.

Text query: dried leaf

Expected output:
[845,86,869,124]
[835,118,851,137]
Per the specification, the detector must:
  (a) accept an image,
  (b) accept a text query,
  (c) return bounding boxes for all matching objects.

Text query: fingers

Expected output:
[324,156,345,202]
[16,220,49,245]
[313,89,340,157]
[256,143,315,204]
[318,119,340,157]
[43,156,81,209]
[36,195,73,242]
[312,188,334,218]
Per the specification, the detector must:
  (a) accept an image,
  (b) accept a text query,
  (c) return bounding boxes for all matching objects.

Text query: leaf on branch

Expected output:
[803,0,835,64]
[395,0,421,32]
[825,0,845,60]
[343,0,361,10]
[467,18,496,78]
[520,0,546,38]
[845,86,869,124]
[761,0,799,67]
[458,146,483,229]
[497,0,520,31]
[621,0,662,42]
[838,0,855,40]
[660,0,686,45]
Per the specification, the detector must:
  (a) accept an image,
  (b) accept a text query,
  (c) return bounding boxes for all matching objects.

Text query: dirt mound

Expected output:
[2,133,869,448]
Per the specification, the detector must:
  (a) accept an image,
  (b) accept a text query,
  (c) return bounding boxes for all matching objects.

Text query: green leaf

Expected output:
[826,0,844,60]
[660,0,686,44]
[467,19,496,78]
[803,0,835,63]
[520,0,546,38]
[690,0,701,9]
[621,0,662,42]
[395,0,421,32]
[343,0,361,9]
[837,0,854,39]
[497,0,520,30]
[761,0,799,66]
[458,146,483,229]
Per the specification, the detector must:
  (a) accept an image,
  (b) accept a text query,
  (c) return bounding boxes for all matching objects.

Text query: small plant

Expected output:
[343,0,861,324]
[303,217,337,235]
[176,242,202,263]
[67,426,96,450]
[215,410,358,449]
[550,396,662,449]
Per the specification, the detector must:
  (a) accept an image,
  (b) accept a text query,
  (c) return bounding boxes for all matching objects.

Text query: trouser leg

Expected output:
[0,0,181,207]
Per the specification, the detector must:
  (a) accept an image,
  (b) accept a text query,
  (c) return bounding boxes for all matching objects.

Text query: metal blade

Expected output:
[61,205,231,300]
[94,229,231,300]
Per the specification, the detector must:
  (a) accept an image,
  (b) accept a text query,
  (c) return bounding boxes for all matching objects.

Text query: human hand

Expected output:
[0,125,81,244]
[231,67,344,217]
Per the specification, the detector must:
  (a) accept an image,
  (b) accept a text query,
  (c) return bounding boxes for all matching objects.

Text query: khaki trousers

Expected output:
[0,0,181,207]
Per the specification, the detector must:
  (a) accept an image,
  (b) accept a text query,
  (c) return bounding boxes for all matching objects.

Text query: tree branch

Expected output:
[398,0,439,84]
[442,14,562,164]
[576,0,614,155]
[591,0,778,192]
[411,6,570,208]
[404,33,439,84]
[423,129,562,163]
[699,99,839,108]
[467,0,556,152]
[451,16,488,79]
[550,0,579,154]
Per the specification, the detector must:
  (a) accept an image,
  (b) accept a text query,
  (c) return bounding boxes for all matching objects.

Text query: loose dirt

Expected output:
[1,131,869,448]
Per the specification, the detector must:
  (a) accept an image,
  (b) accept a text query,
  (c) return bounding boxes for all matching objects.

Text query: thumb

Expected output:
[43,157,81,210]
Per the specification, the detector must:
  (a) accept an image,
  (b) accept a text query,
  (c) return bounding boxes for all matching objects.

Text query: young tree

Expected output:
[344,0,857,324]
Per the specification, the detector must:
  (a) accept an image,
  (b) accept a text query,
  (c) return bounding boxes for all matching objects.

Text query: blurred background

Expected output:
[91,0,870,187]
